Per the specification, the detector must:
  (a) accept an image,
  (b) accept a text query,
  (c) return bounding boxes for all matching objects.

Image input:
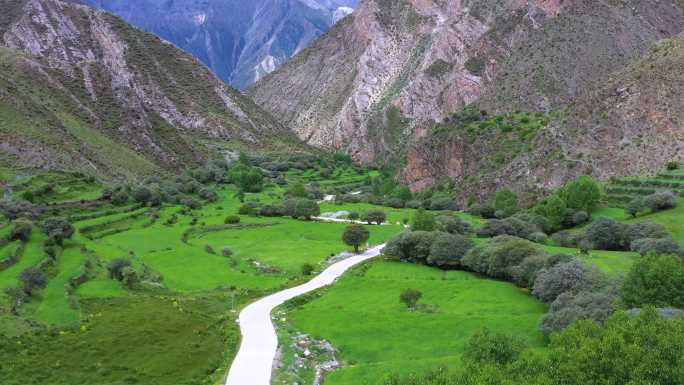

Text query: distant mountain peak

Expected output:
[80,0,358,89]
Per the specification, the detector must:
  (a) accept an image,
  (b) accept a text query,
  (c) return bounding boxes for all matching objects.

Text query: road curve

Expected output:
[224,244,386,385]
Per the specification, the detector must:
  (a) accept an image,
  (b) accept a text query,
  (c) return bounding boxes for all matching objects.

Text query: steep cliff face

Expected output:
[252,0,684,197]
[81,0,357,89]
[0,0,299,180]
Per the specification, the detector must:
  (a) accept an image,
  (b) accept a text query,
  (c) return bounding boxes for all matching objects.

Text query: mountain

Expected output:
[251,0,684,199]
[0,0,301,180]
[80,0,358,89]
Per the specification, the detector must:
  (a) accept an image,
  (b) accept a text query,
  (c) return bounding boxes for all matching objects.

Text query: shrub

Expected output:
[259,204,284,217]
[229,164,264,193]
[511,254,551,288]
[205,245,215,255]
[342,224,370,253]
[363,210,387,225]
[427,233,475,269]
[0,199,40,219]
[476,217,539,239]
[107,258,132,281]
[405,200,422,209]
[586,218,627,250]
[238,204,257,216]
[221,247,233,257]
[19,267,47,295]
[224,215,241,224]
[9,220,32,242]
[559,175,601,212]
[383,231,438,263]
[180,197,202,209]
[630,238,683,257]
[435,215,470,235]
[133,186,152,204]
[643,191,677,212]
[627,221,668,242]
[494,188,518,218]
[463,328,527,366]
[528,232,549,245]
[301,263,315,276]
[626,197,644,218]
[121,266,139,289]
[552,230,581,247]
[429,196,457,211]
[539,195,568,230]
[400,288,422,310]
[41,218,74,245]
[347,211,360,220]
[284,199,320,220]
[462,236,541,279]
[571,210,590,226]
[385,197,405,208]
[199,188,218,202]
[621,254,684,309]
[532,260,587,303]
[539,285,618,334]
[411,209,436,231]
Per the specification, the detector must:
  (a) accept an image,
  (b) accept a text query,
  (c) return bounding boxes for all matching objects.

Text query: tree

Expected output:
[462,328,527,366]
[383,231,437,263]
[363,210,387,225]
[41,217,74,245]
[630,238,683,257]
[132,186,152,204]
[4,286,28,315]
[435,215,469,235]
[411,209,436,231]
[225,215,241,224]
[494,188,518,218]
[286,183,309,198]
[229,164,264,193]
[342,224,369,253]
[121,266,139,289]
[543,195,568,230]
[9,219,32,242]
[560,175,601,212]
[626,197,644,218]
[400,288,422,310]
[392,186,413,202]
[301,263,315,276]
[586,218,627,251]
[532,260,587,303]
[284,199,320,220]
[643,191,678,212]
[19,267,47,295]
[427,233,474,269]
[621,254,684,309]
[107,258,132,281]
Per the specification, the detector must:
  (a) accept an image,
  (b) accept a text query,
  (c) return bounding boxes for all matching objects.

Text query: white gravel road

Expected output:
[224,244,385,385]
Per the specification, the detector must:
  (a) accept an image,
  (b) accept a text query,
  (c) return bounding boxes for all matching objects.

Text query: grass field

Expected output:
[280,260,546,385]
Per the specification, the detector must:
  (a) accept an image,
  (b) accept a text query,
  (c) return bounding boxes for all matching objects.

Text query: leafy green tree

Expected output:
[4,286,27,315]
[392,186,413,202]
[621,254,684,309]
[399,288,422,310]
[42,217,74,245]
[284,199,320,220]
[342,224,369,253]
[411,209,436,231]
[626,197,644,218]
[494,188,518,218]
[229,164,264,193]
[9,219,32,242]
[560,175,601,212]
[363,210,387,225]
[427,233,474,269]
[132,186,152,204]
[107,258,132,281]
[543,195,567,230]
[463,328,527,366]
[19,267,47,296]
[286,183,309,198]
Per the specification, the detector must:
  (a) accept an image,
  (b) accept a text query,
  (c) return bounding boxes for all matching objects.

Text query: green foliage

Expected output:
[427,233,475,269]
[286,183,309,198]
[626,196,644,217]
[19,267,47,295]
[363,209,387,225]
[106,258,132,281]
[301,263,315,276]
[229,164,264,193]
[9,219,32,242]
[399,288,422,310]
[41,217,74,245]
[494,188,518,218]
[462,328,527,366]
[283,199,320,220]
[342,224,370,253]
[542,195,568,230]
[224,215,241,224]
[621,254,684,309]
[559,175,601,212]
[411,209,436,231]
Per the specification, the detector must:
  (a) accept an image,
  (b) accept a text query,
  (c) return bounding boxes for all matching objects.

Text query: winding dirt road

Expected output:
[224,244,385,385]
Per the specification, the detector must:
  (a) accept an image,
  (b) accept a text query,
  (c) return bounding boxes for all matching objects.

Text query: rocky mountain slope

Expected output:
[81,0,357,89]
[251,0,684,199]
[0,0,301,180]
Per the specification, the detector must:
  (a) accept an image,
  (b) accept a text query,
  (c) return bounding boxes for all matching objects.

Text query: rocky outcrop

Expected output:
[252,0,684,197]
[0,0,300,179]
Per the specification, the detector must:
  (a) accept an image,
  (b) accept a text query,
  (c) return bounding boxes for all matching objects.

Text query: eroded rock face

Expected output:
[252,0,684,197]
[0,0,295,179]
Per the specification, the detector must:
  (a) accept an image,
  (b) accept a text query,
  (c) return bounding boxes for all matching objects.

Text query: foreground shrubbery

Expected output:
[385,308,684,385]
